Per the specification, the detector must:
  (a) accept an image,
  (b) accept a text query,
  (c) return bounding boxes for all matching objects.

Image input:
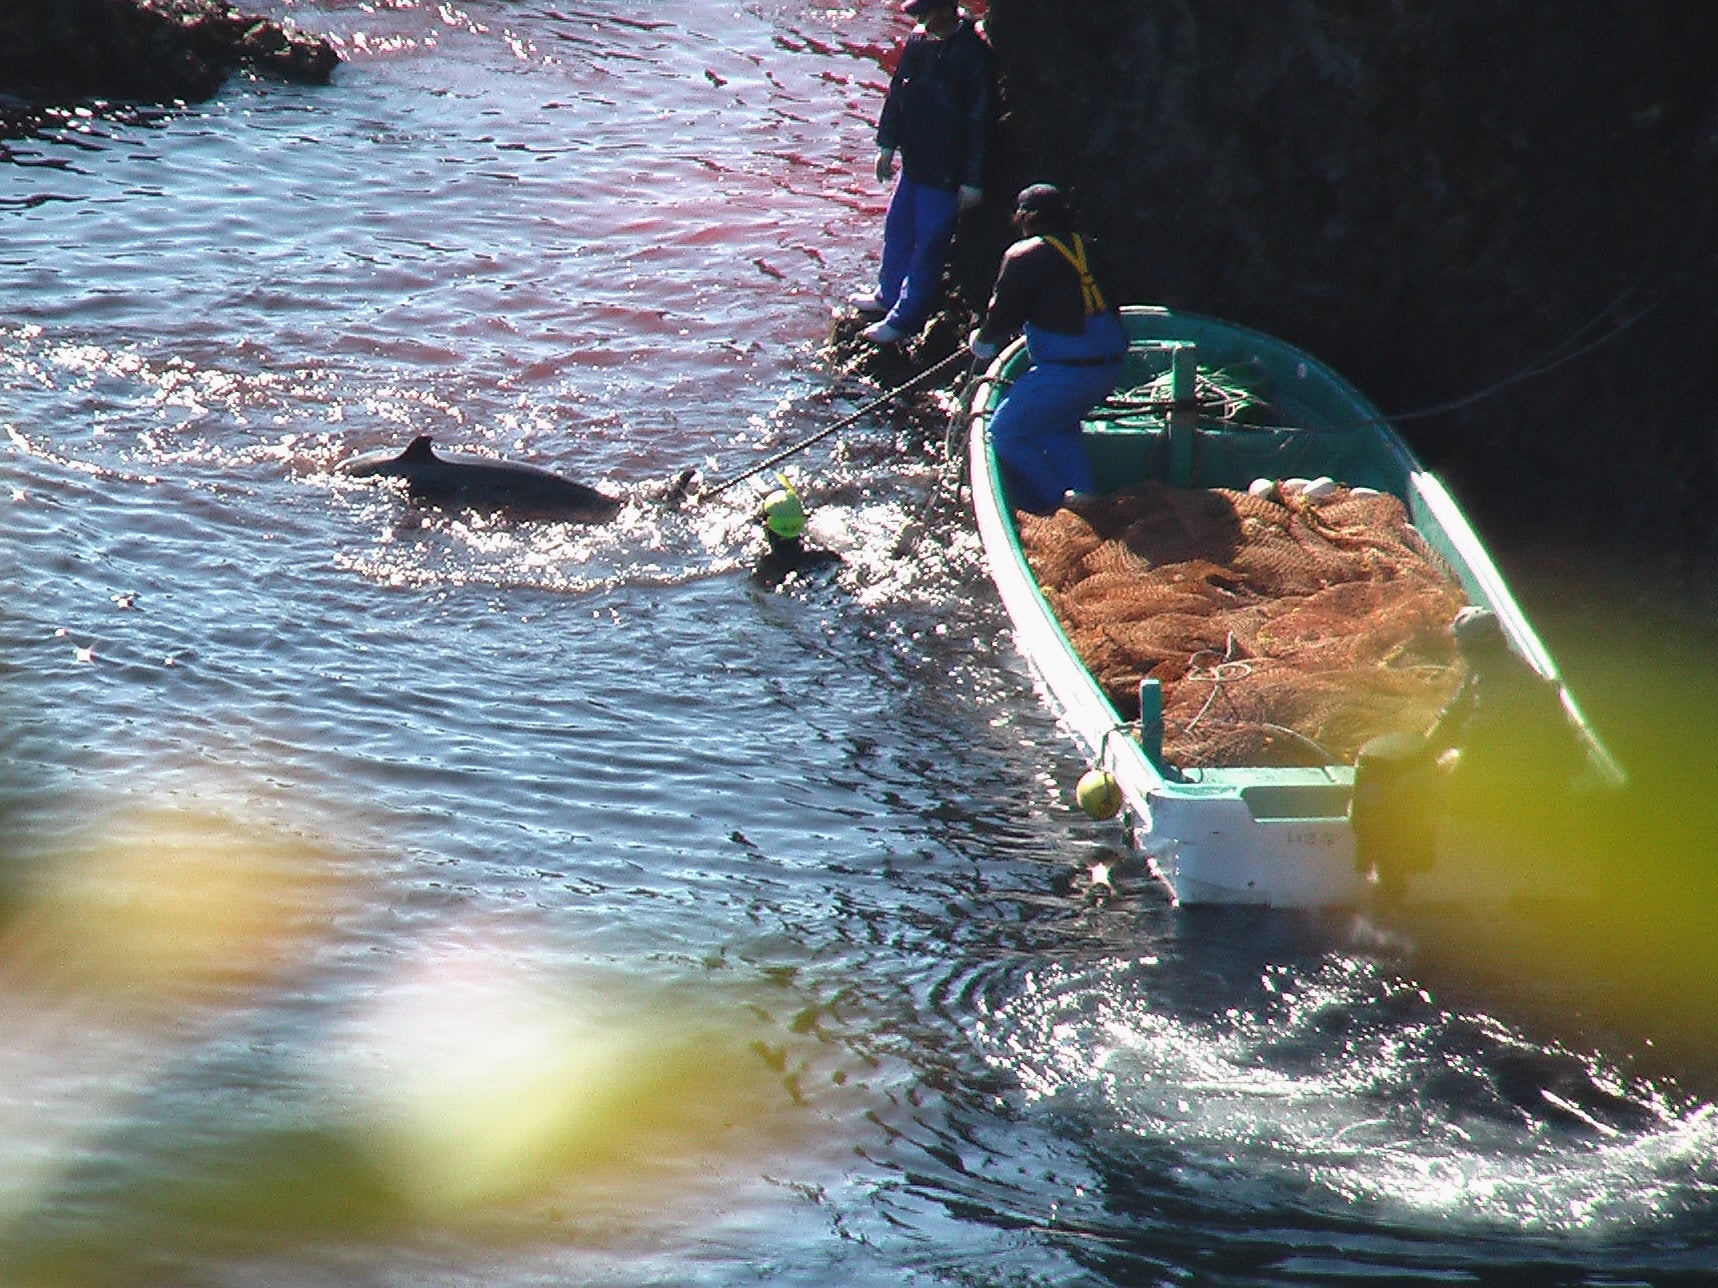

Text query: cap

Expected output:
[902,0,956,15]
[761,488,806,540]
[1450,605,1506,653]
[1015,183,1069,219]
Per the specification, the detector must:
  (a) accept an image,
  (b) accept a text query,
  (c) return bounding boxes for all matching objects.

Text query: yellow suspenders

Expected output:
[1041,234,1107,315]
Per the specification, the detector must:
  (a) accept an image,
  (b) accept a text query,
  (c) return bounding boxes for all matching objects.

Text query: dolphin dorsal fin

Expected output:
[401,435,436,462]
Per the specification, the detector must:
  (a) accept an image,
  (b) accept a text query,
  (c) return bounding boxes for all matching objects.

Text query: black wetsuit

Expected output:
[753,533,841,587]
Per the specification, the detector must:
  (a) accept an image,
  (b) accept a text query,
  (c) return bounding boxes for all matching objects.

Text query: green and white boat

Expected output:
[967,305,1622,907]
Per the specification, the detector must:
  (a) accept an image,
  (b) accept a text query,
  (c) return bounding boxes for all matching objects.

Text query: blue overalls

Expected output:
[987,235,1127,513]
[872,19,992,334]
[878,178,961,333]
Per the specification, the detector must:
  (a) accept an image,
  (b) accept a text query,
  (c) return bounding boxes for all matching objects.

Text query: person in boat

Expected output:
[852,0,993,346]
[1423,606,1589,794]
[753,486,841,587]
[969,183,1129,514]
[1351,605,1590,899]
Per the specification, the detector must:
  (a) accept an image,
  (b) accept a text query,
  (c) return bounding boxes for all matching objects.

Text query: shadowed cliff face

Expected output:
[967,1,1718,584]
[0,0,337,106]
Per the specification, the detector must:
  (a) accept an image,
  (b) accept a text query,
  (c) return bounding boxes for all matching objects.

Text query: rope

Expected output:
[1084,287,1664,438]
[1098,721,1141,764]
[695,349,968,502]
[891,357,994,559]
[1182,635,1251,733]
[1386,286,1663,424]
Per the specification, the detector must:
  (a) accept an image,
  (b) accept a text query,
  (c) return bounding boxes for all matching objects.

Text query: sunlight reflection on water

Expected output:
[3,1,1717,1284]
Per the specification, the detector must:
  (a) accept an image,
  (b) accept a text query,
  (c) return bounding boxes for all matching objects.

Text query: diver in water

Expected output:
[753,486,841,588]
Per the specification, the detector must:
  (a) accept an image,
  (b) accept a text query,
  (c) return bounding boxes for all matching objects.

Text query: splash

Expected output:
[973,952,1714,1237]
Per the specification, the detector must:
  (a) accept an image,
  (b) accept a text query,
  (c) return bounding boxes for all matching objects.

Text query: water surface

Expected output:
[3,2,1716,1283]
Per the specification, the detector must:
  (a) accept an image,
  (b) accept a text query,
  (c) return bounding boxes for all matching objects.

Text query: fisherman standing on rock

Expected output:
[851,0,994,347]
[970,184,1129,513]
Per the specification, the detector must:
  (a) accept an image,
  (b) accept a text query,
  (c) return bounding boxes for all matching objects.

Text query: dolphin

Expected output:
[339,435,623,522]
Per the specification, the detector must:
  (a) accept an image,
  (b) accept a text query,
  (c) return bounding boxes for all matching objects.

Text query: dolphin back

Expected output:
[339,435,622,521]
[338,434,430,479]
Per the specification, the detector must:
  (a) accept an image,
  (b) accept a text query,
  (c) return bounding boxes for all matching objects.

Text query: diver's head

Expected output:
[761,487,806,542]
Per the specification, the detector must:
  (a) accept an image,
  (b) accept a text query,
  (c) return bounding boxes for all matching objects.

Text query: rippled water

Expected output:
[4,2,1717,1283]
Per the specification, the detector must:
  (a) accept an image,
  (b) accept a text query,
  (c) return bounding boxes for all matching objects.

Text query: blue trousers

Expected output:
[989,317,1126,513]
[877,175,959,332]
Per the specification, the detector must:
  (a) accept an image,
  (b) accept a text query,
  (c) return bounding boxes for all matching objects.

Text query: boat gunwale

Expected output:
[965,303,1624,905]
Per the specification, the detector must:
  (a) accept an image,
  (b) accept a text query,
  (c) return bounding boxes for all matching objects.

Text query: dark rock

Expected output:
[949,1,1718,581]
[0,0,338,106]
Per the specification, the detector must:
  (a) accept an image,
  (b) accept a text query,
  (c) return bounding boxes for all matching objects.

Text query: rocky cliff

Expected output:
[8,2,1715,583]
[964,1,1718,584]
[0,0,336,105]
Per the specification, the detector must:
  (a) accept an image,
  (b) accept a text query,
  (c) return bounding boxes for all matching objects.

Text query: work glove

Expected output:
[968,330,1000,361]
[957,184,982,212]
[874,148,896,184]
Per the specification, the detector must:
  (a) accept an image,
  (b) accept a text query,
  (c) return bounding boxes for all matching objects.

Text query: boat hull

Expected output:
[968,306,1619,908]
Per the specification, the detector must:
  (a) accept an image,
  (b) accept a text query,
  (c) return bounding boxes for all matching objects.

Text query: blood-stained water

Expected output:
[2,3,1715,1284]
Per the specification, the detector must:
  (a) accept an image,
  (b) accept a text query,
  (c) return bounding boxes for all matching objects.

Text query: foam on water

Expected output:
[3,2,1716,1284]
[974,949,1716,1244]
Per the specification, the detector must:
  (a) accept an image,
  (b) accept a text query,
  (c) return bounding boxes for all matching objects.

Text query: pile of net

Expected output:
[1017,480,1471,769]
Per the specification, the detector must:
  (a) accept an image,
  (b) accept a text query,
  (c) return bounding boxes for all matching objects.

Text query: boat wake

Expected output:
[970,950,1715,1239]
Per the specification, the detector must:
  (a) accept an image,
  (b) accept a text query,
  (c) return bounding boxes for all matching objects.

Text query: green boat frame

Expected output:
[967,305,1622,906]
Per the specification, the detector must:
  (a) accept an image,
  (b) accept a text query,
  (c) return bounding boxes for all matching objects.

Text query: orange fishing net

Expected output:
[1017,481,1470,769]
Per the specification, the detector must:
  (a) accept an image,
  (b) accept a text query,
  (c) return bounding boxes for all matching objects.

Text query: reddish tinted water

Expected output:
[2,3,1716,1284]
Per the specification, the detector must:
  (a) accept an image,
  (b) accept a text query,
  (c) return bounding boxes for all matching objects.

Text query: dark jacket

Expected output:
[978,232,1116,343]
[1425,648,1587,790]
[875,17,993,193]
